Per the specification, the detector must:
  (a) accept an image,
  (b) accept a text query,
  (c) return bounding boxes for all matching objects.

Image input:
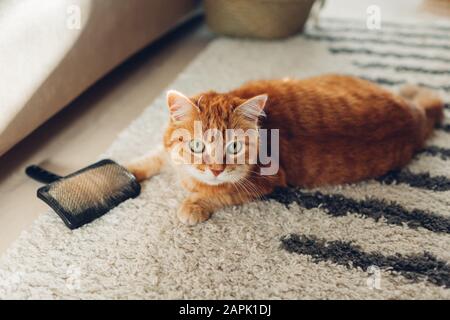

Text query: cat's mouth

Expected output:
[194,171,231,186]
[184,165,245,186]
[199,176,226,186]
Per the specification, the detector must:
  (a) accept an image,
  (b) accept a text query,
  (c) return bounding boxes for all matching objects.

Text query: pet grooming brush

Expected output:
[26,159,140,230]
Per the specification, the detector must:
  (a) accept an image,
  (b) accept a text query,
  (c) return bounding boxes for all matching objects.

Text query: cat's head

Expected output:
[163,90,267,186]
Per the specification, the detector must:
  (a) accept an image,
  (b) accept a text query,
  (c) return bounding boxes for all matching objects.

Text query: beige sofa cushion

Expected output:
[0,0,198,157]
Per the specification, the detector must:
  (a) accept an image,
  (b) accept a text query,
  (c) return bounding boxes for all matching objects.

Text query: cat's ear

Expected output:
[166,90,199,122]
[235,94,268,121]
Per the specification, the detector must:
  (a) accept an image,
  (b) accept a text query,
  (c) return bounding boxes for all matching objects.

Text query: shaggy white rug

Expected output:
[1,17,450,299]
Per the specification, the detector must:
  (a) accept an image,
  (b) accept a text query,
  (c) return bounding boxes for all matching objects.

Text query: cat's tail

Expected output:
[399,84,444,139]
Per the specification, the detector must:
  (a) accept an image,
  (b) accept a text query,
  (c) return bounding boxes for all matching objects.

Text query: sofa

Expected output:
[0,0,199,157]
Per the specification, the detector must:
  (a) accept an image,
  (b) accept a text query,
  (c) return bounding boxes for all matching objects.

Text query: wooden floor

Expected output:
[0,0,445,255]
[0,19,213,254]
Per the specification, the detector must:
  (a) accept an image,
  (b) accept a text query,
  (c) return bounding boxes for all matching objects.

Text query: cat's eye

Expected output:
[226,141,243,155]
[188,139,205,154]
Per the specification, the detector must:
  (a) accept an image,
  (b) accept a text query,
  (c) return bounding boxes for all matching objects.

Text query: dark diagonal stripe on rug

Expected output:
[281,234,450,288]
[352,62,450,75]
[267,188,450,233]
[420,146,450,160]
[437,124,450,132]
[304,34,450,51]
[357,76,450,92]
[320,17,450,32]
[329,47,450,64]
[378,170,450,191]
[317,26,450,40]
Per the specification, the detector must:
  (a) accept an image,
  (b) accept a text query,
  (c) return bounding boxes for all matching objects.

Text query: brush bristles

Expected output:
[48,163,135,216]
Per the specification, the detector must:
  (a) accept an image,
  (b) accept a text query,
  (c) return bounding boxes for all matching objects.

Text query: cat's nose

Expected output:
[210,168,224,177]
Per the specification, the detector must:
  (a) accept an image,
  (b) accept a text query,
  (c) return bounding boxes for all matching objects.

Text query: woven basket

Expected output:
[204,0,316,39]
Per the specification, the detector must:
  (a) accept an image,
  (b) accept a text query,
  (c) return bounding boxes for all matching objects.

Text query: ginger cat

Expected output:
[126,75,443,225]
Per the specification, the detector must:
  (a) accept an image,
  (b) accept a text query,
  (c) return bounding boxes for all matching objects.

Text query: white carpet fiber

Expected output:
[1,17,450,299]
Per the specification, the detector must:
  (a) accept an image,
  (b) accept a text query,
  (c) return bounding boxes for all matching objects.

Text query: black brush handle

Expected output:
[26,165,62,184]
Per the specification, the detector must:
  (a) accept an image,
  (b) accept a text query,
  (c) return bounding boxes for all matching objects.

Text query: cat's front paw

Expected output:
[125,163,150,182]
[177,199,211,226]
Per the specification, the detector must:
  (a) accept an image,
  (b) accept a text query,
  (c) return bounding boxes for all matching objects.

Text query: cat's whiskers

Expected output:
[238,178,265,199]
[229,176,250,202]
[236,181,253,199]
[227,174,252,199]
[233,182,248,202]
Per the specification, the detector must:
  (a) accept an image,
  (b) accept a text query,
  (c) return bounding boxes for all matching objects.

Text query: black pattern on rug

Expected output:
[352,62,450,75]
[309,20,450,97]
[329,47,450,64]
[378,170,450,192]
[420,146,450,160]
[356,76,450,92]
[267,188,450,234]
[322,16,450,32]
[318,26,450,40]
[438,124,450,132]
[304,34,450,51]
[281,234,450,288]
